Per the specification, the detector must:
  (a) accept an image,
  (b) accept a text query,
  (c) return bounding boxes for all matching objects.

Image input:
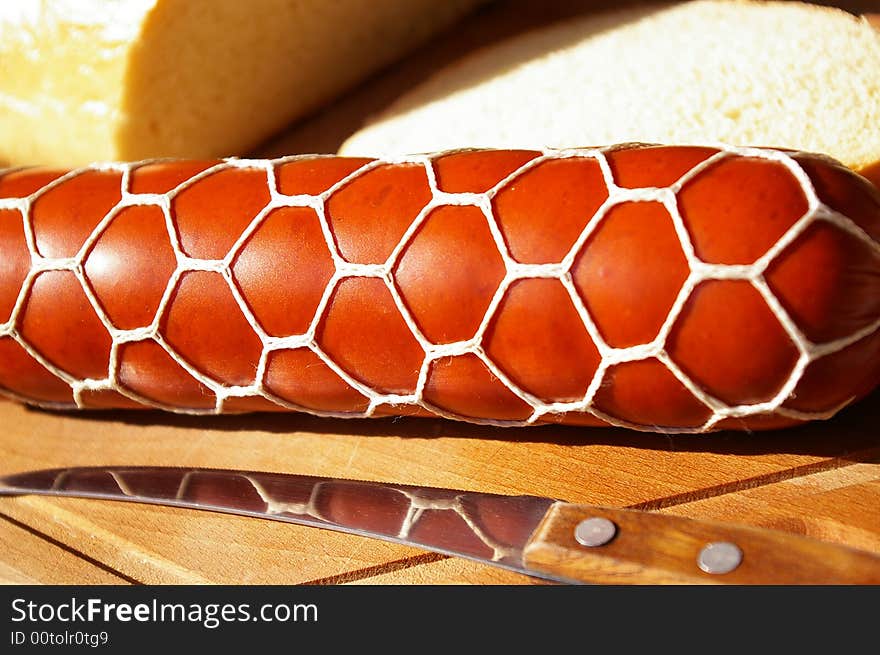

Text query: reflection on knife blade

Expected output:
[1,466,878,585]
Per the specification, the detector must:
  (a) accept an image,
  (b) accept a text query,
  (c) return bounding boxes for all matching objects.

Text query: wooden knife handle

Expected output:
[523,501,880,584]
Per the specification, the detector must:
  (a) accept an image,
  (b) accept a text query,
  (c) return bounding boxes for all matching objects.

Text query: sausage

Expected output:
[0,144,878,433]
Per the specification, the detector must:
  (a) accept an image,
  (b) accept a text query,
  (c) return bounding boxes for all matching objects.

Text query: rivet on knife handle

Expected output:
[522,502,880,585]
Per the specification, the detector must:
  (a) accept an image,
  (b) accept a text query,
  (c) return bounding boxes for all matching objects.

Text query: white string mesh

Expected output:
[1,144,878,434]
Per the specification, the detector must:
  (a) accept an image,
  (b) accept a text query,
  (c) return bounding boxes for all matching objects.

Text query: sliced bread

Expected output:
[340,0,880,186]
[0,0,486,167]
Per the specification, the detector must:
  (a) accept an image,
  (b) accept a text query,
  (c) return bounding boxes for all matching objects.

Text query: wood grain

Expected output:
[342,556,545,585]
[659,461,880,552]
[0,514,125,585]
[344,455,880,585]
[0,392,877,584]
[522,501,880,585]
[0,495,424,585]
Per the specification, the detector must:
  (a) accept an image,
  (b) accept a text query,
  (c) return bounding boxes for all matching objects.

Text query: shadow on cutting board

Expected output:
[28,387,880,460]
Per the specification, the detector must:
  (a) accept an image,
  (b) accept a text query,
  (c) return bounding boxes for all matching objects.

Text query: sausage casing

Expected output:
[1,144,878,433]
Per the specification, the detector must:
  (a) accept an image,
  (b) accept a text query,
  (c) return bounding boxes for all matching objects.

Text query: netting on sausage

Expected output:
[1,144,878,433]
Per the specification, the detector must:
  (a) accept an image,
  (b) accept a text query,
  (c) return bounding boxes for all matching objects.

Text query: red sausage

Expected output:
[0,144,878,433]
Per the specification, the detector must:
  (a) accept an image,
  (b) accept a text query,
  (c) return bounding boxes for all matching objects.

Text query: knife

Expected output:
[1,466,878,584]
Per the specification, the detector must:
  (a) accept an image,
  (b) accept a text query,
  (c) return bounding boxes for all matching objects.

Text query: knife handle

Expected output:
[523,501,880,585]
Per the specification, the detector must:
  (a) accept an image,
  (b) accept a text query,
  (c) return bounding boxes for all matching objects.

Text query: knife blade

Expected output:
[1,466,878,584]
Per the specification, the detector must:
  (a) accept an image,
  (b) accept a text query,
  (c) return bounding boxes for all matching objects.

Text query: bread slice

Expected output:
[339,0,880,186]
[0,0,486,167]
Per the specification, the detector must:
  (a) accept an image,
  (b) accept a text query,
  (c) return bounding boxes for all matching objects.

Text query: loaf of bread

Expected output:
[340,0,880,186]
[0,0,486,167]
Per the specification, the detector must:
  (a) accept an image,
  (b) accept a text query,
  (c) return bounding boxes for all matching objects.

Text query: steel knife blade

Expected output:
[1,466,878,585]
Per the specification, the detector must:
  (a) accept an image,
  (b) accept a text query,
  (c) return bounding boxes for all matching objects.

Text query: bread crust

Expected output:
[341,1,880,186]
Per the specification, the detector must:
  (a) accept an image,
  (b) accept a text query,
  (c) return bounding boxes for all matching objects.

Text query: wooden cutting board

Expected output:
[1,0,879,585]
[1,391,878,585]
